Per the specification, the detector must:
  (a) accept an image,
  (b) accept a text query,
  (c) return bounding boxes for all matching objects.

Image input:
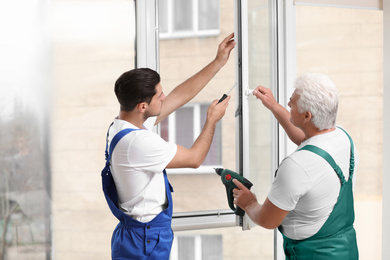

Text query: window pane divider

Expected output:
[172,209,237,231]
[193,0,199,32]
[166,165,223,175]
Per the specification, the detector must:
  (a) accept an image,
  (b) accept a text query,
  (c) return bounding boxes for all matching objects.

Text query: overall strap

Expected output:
[298,127,355,183]
[299,145,346,184]
[101,125,139,221]
[103,127,135,174]
[103,124,140,175]
[107,128,134,162]
[104,123,137,161]
[337,127,355,181]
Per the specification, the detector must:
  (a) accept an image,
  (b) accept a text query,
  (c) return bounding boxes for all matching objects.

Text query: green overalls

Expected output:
[280,129,359,259]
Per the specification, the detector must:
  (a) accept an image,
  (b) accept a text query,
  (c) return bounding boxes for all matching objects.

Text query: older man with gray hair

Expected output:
[233,73,359,259]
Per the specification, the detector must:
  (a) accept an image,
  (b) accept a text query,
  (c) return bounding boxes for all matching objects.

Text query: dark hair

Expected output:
[114,68,160,111]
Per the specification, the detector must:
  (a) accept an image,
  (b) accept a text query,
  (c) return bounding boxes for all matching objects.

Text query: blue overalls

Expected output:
[279,128,358,259]
[102,127,174,259]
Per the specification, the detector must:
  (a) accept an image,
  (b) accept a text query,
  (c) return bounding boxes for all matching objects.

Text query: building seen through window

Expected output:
[160,104,222,166]
[159,0,220,39]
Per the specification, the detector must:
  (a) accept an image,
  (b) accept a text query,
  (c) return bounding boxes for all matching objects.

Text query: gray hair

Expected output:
[294,73,339,130]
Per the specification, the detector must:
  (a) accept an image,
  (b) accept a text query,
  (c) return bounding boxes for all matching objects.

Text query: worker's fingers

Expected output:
[253,85,267,96]
[223,32,234,44]
[232,178,248,191]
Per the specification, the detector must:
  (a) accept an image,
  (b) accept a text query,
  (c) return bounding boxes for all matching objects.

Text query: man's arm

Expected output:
[232,179,289,229]
[253,86,305,146]
[166,97,230,169]
[156,33,235,125]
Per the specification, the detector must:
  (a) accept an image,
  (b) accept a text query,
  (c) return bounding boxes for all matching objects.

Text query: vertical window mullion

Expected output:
[170,237,179,260]
[194,235,202,260]
[193,0,199,32]
[168,0,173,34]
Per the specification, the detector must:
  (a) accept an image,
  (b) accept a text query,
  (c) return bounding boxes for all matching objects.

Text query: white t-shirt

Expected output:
[268,127,358,240]
[108,117,177,222]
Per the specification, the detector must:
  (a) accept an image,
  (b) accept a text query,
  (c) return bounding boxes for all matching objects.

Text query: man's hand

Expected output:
[253,85,278,111]
[253,85,306,145]
[232,178,290,229]
[206,95,231,124]
[214,33,236,67]
[232,178,258,212]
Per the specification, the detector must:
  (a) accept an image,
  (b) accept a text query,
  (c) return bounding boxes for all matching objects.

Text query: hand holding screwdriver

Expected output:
[218,82,237,103]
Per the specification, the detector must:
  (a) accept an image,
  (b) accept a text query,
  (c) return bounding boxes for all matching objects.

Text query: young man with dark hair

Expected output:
[102,33,235,259]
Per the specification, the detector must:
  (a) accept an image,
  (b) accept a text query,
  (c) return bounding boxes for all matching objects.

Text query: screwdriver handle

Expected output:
[218,94,228,103]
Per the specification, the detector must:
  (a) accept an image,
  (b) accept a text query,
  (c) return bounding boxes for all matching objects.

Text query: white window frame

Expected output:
[135,0,159,70]
[136,1,390,259]
[158,0,220,40]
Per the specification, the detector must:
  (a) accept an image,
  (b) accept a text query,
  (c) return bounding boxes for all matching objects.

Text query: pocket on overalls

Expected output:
[112,225,145,259]
[147,228,174,260]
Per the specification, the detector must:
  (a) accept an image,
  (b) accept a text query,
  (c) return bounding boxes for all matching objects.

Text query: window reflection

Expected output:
[0,1,51,258]
[0,109,51,258]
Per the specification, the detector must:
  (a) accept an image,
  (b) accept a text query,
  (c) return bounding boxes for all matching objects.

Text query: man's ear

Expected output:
[303,111,312,122]
[137,102,148,113]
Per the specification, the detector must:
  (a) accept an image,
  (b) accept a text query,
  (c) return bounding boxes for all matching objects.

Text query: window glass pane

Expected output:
[161,116,169,141]
[201,104,222,165]
[174,0,193,31]
[159,0,278,258]
[50,0,136,259]
[198,0,219,30]
[159,0,220,39]
[178,236,195,260]
[247,0,274,197]
[0,1,51,258]
[243,0,275,258]
[201,235,222,259]
[175,107,194,149]
[160,3,235,213]
[296,6,383,259]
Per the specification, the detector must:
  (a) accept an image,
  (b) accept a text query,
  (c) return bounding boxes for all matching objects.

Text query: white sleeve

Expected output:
[267,157,312,211]
[128,131,177,173]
